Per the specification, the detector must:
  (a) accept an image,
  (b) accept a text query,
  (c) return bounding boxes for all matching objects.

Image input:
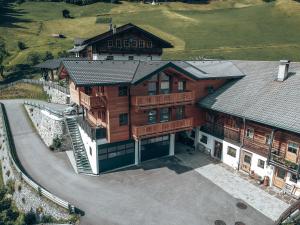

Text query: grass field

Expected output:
[0,83,48,100]
[1,0,300,69]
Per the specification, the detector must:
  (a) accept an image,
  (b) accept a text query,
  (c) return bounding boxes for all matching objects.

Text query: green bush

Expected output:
[27,52,42,66]
[24,210,36,225]
[6,179,15,194]
[51,137,62,150]
[17,41,27,51]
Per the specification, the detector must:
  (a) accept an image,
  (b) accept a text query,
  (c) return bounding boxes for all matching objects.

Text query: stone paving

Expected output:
[175,146,290,221]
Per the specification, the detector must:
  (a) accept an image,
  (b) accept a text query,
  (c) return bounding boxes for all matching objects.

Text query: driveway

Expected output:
[1,99,274,225]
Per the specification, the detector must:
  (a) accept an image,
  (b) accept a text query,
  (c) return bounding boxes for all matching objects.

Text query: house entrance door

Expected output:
[213,141,222,160]
[241,151,252,173]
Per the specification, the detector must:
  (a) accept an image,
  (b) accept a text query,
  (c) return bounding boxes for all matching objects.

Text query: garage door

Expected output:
[98,140,135,173]
[141,135,169,162]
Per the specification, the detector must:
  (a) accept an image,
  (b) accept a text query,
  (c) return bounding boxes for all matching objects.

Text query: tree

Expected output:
[62,9,70,18]
[57,50,70,58]
[17,41,27,50]
[0,38,7,78]
[27,52,42,66]
[43,51,54,61]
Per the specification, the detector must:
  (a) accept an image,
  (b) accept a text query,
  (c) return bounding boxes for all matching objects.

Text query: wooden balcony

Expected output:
[131,91,195,110]
[243,138,269,157]
[200,122,241,143]
[132,117,193,139]
[270,151,299,175]
[80,91,105,110]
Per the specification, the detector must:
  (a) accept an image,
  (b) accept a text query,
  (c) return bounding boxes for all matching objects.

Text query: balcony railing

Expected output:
[80,91,105,110]
[131,91,194,109]
[200,122,241,143]
[77,116,106,140]
[243,138,269,157]
[132,117,193,139]
[269,150,299,174]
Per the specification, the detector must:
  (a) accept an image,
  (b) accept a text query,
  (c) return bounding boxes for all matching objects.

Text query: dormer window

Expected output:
[139,40,145,48]
[108,40,113,47]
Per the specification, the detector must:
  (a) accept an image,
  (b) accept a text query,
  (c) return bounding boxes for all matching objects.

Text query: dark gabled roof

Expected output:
[199,60,300,134]
[82,23,173,48]
[62,60,139,86]
[61,60,245,87]
[35,58,86,70]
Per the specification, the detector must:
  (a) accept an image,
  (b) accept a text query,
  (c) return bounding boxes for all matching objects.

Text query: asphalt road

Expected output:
[1,99,274,225]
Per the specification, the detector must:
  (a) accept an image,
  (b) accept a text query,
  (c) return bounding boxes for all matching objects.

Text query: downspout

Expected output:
[128,86,132,140]
[238,116,246,171]
[267,129,276,165]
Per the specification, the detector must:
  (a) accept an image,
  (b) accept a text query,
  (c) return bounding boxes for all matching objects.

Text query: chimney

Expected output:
[277,60,290,81]
[113,25,117,34]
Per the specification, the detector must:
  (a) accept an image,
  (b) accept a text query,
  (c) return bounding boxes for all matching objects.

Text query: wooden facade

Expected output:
[69,67,226,143]
[202,110,300,178]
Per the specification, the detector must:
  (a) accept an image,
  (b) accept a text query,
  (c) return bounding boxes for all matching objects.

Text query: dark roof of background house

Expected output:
[35,58,86,69]
[199,60,300,134]
[61,60,245,86]
[83,23,173,48]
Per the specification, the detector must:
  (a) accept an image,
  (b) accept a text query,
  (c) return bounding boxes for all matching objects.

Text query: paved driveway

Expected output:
[1,100,274,225]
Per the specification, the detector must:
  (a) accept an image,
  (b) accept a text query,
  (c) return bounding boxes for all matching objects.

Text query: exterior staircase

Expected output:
[65,117,93,175]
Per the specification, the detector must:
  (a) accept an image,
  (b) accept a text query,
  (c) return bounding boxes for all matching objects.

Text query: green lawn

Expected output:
[1,0,300,69]
[0,83,48,100]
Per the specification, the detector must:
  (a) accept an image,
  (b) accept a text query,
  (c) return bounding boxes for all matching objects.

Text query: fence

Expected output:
[24,100,64,117]
[0,79,70,94]
[0,103,75,213]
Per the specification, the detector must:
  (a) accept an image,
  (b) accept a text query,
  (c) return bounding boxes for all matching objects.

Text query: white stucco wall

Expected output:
[198,131,240,169]
[92,53,161,61]
[242,149,274,179]
[78,125,98,174]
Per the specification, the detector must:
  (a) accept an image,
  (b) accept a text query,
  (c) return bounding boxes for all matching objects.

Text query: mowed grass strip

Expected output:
[0,83,48,100]
[1,0,300,67]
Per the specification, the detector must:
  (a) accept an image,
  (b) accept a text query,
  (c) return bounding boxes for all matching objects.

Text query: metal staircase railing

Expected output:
[65,117,93,175]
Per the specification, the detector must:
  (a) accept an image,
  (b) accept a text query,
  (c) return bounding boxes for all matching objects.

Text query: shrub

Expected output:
[43,51,54,61]
[17,184,22,192]
[17,41,26,51]
[24,210,36,225]
[27,52,42,66]
[5,170,10,178]
[51,137,62,150]
[62,9,71,18]
[6,179,15,194]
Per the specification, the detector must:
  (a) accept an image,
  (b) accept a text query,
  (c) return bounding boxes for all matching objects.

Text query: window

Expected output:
[246,128,254,139]
[119,113,128,126]
[89,147,92,156]
[265,134,271,145]
[288,141,299,154]
[131,40,137,48]
[200,135,208,144]
[148,82,157,96]
[98,86,104,95]
[106,55,114,60]
[128,56,134,60]
[108,40,113,47]
[176,106,184,120]
[191,130,195,138]
[160,73,170,94]
[124,40,130,48]
[257,159,265,169]
[118,86,128,96]
[160,108,169,122]
[148,110,157,124]
[290,174,298,183]
[139,40,145,48]
[244,154,252,164]
[146,41,152,48]
[227,146,237,158]
[116,39,122,48]
[178,80,186,92]
[277,168,286,179]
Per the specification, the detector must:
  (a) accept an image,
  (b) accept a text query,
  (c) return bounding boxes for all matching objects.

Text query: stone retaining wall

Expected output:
[43,86,69,105]
[25,105,65,147]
